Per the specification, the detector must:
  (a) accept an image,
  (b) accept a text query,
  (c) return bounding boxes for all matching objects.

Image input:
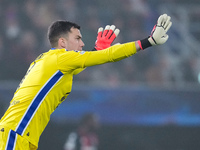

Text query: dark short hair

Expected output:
[47,20,80,47]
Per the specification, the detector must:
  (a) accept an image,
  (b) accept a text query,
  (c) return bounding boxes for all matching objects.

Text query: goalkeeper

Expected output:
[0,14,172,150]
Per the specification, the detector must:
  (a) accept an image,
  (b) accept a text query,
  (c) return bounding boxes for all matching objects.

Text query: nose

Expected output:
[80,39,85,48]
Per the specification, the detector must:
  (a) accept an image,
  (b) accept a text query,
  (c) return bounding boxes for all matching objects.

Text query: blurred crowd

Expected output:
[0,0,200,87]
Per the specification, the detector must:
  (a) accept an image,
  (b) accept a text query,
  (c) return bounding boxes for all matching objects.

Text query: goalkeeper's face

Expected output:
[60,27,85,51]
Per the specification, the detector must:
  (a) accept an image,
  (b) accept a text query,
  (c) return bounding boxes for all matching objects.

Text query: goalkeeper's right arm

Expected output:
[70,14,172,68]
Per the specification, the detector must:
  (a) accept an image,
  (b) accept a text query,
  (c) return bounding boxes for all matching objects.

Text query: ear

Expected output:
[58,38,67,48]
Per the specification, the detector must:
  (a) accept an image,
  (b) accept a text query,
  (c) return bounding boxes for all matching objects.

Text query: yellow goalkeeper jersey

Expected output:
[0,42,136,147]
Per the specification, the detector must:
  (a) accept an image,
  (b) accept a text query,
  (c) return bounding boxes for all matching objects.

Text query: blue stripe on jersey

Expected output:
[6,130,17,150]
[15,70,64,135]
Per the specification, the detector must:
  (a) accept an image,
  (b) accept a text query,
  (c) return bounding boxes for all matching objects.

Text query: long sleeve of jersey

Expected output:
[57,42,137,73]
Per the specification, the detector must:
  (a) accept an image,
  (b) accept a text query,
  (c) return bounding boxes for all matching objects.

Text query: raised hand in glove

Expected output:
[138,14,172,50]
[94,25,120,51]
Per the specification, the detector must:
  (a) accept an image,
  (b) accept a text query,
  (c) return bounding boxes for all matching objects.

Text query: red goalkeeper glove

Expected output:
[137,14,172,50]
[94,25,120,51]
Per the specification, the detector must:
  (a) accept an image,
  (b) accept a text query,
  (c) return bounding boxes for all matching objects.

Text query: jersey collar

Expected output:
[51,48,68,51]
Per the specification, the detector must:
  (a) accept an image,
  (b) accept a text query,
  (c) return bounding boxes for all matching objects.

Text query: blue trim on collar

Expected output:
[51,48,68,51]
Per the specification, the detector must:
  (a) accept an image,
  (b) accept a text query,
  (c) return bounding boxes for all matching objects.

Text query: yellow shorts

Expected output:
[0,125,37,150]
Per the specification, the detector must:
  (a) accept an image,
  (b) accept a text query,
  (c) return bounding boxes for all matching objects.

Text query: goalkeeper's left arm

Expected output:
[93,25,120,51]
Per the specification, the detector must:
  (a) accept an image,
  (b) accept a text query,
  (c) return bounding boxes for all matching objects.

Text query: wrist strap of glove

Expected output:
[91,48,97,51]
[137,37,152,50]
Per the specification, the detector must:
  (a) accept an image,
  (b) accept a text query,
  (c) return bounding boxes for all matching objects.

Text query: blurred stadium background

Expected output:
[0,0,200,149]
